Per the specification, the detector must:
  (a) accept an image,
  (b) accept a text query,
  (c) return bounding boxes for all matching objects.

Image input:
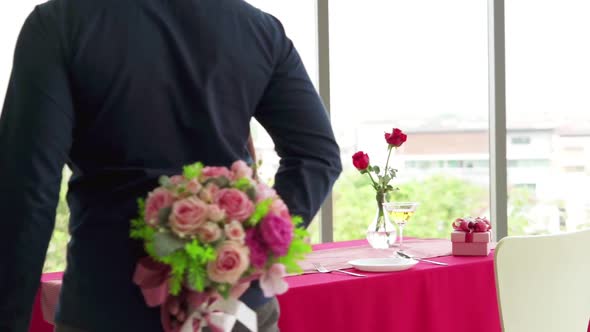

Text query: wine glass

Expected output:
[382,202,419,251]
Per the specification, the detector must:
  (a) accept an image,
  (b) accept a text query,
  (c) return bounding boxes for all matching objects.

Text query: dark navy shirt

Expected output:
[0,0,342,331]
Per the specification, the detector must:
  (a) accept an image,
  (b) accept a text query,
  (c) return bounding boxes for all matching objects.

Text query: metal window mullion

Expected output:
[488,0,508,241]
[317,0,333,243]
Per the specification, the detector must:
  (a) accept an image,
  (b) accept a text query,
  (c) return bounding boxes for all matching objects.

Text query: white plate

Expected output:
[348,257,418,272]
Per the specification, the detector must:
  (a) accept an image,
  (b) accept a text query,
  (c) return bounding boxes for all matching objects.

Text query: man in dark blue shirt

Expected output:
[0,0,342,331]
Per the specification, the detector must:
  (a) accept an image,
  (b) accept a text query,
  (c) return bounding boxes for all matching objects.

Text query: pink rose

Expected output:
[256,183,277,202]
[145,188,175,226]
[224,220,246,242]
[197,222,222,243]
[170,175,185,185]
[207,204,226,222]
[207,241,250,284]
[259,213,294,256]
[215,189,254,222]
[231,160,253,179]
[169,197,209,236]
[202,166,232,179]
[259,263,289,297]
[270,199,291,221]
[199,183,220,203]
[186,179,202,195]
[245,229,268,269]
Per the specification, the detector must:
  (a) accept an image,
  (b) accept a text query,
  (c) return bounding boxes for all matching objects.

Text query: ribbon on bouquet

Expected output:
[134,258,257,332]
[180,298,258,332]
[133,257,171,307]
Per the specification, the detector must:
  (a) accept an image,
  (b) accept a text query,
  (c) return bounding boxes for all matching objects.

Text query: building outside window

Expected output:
[510,136,531,145]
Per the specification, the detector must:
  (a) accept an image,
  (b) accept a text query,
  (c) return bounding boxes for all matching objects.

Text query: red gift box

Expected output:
[451,230,491,256]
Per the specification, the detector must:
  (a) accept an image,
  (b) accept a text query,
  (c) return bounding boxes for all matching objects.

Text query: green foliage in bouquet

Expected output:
[131,201,218,295]
[276,216,312,274]
[183,162,204,180]
[247,198,273,227]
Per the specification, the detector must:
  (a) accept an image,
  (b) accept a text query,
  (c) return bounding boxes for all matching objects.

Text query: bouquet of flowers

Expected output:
[130,161,311,332]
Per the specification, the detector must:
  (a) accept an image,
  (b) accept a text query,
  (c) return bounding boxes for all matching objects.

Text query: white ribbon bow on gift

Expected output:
[180,298,258,332]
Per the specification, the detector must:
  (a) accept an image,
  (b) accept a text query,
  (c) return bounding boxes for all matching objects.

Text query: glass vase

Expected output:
[366,201,397,249]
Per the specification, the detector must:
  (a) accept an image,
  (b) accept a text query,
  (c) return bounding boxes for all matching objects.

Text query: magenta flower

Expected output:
[245,229,268,269]
[259,213,294,256]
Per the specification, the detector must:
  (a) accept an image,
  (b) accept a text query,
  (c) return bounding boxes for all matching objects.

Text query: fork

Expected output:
[312,263,367,277]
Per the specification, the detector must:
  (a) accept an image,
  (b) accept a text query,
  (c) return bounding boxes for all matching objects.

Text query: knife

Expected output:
[397,251,449,266]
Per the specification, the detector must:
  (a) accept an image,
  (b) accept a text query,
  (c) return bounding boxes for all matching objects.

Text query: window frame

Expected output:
[315,0,508,242]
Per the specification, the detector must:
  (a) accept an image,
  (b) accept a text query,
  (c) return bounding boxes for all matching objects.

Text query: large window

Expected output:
[505,0,590,235]
[329,0,490,241]
[2,0,588,273]
[244,0,318,183]
[244,0,322,242]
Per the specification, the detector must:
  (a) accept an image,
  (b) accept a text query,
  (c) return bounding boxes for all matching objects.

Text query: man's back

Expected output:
[0,0,342,331]
[67,0,275,171]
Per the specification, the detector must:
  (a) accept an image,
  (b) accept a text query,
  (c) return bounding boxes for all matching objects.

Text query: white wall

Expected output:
[506,130,555,160]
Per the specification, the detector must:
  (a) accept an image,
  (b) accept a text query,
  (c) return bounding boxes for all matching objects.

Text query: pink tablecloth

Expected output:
[31,240,590,332]
[30,272,62,332]
[277,239,501,332]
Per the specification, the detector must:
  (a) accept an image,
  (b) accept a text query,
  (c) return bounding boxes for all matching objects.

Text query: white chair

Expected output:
[494,229,590,332]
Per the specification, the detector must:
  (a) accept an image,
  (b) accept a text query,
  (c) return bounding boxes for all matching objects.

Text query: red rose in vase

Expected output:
[352,151,370,171]
[384,128,407,147]
[352,127,408,248]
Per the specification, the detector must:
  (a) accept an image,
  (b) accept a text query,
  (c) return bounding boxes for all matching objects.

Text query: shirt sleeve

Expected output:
[0,6,74,332]
[254,16,342,228]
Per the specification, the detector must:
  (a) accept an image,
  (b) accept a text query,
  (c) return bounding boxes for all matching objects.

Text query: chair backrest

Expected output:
[494,229,590,332]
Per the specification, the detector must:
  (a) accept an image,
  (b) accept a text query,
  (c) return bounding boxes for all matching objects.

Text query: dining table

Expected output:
[277,239,501,332]
[29,238,590,332]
